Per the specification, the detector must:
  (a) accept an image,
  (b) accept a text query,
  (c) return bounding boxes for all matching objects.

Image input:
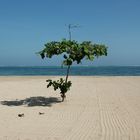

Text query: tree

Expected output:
[38,25,108,101]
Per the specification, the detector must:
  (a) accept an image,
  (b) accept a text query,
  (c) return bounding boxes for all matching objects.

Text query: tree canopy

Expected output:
[39,39,107,66]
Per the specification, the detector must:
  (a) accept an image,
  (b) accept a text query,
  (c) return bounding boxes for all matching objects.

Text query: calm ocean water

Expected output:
[0,66,140,76]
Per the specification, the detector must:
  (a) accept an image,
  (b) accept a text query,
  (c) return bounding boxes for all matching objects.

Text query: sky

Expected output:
[0,0,140,66]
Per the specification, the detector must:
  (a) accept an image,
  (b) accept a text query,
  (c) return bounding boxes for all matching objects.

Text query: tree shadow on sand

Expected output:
[0,96,61,107]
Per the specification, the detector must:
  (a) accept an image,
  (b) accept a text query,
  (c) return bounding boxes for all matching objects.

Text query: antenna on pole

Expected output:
[66,24,81,40]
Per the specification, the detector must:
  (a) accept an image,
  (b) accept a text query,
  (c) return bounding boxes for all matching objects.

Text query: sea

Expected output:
[0,66,140,76]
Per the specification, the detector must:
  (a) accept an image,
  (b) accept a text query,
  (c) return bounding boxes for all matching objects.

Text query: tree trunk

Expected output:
[61,94,66,102]
[65,65,70,83]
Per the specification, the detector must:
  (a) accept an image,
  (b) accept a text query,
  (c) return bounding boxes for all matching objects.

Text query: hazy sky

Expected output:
[0,0,140,66]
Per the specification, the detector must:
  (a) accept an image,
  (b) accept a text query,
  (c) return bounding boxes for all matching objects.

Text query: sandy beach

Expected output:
[0,76,140,140]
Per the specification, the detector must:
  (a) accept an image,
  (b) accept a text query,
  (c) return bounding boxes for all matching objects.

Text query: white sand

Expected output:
[0,76,140,140]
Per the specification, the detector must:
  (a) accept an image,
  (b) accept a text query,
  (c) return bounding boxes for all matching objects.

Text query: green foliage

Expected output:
[46,78,72,94]
[39,39,107,66]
